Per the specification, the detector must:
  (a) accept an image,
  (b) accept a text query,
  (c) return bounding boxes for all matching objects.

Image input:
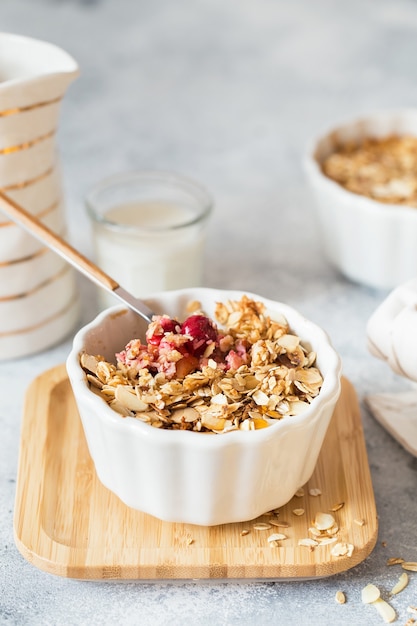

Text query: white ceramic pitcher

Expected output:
[0,33,80,359]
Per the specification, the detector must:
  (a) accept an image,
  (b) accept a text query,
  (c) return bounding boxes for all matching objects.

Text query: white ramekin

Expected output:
[66,287,341,526]
[305,109,417,290]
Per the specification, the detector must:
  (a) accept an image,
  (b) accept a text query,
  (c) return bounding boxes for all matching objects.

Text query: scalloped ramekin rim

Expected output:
[66,287,342,448]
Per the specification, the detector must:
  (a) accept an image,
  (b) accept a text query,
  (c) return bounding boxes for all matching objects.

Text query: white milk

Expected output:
[92,201,206,309]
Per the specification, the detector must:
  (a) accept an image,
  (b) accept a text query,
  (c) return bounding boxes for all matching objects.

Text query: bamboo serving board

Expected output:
[14,365,378,580]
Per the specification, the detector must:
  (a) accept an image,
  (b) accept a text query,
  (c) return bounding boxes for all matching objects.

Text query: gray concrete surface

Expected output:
[1,0,417,624]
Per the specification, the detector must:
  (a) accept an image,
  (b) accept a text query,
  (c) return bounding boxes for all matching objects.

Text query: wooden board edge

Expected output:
[13,367,379,581]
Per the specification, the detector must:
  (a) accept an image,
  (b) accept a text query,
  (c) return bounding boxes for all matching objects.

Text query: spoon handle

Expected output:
[0,190,155,323]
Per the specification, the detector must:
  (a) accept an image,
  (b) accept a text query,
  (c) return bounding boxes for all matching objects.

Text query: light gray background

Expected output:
[1,1,417,624]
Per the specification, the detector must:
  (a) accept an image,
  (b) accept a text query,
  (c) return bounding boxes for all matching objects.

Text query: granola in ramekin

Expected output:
[80,295,323,433]
[322,135,417,206]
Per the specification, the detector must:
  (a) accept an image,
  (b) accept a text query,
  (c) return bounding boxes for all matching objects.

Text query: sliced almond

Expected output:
[170,406,199,423]
[253,522,272,531]
[86,373,103,389]
[373,598,396,623]
[335,591,346,604]
[81,352,101,374]
[318,537,338,546]
[298,538,318,548]
[211,393,228,405]
[294,488,305,497]
[200,413,226,431]
[268,533,287,542]
[240,529,250,537]
[361,583,381,604]
[252,390,269,406]
[407,606,417,615]
[390,572,408,595]
[115,385,149,412]
[277,334,300,351]
[109,398,133,417]
[227,310,243,326]
[313,512,335,531]
[308,488,322,497]
[288,400,309,415]
[386,557,404,566]
[354,518,365,527]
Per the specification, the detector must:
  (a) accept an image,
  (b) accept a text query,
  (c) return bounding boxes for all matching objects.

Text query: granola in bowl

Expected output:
[80,296,323,434]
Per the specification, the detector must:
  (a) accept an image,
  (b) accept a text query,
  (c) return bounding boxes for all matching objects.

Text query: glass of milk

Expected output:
[86,171,213,309]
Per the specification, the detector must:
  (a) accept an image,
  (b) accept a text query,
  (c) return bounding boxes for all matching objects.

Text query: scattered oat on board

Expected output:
[253,522,272,531]
[268,533,287,542]
[312,512,335,531]
[298,538,318,549]
[329,502,344,512]
[80,296,323,434]
[292,508,305,516]
[331,542,354,558]
[270,519,290,528]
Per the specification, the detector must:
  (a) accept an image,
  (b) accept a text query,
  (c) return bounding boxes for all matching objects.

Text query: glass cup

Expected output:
[85,171,213,309]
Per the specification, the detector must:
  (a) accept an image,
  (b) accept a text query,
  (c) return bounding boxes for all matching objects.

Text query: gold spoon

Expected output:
[0,190,155,324]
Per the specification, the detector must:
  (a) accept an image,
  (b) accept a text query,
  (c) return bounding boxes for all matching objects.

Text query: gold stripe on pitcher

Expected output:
[0,294,77,338]
[0,165,54,191]
[0,95,63,117]
[0,246,48,268]
[0,226,67,267]
[0,129,56,155]
[0,199,60,228]
[0,265,70,302]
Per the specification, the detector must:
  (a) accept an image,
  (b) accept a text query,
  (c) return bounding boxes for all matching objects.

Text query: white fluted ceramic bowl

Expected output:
[305,109,417,290]
[66,288,342,526]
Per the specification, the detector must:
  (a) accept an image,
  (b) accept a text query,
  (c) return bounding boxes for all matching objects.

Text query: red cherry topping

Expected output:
[146,316,178,346]
[180,315,218,356]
